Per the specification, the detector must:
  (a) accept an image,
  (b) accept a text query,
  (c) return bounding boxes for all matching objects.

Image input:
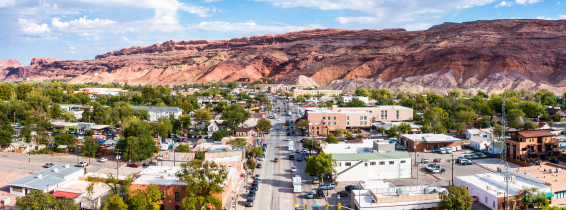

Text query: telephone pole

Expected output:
[451,152,454,186]
[115,149,121,178]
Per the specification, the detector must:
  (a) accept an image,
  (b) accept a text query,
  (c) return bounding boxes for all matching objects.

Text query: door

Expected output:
[434,144,439,150]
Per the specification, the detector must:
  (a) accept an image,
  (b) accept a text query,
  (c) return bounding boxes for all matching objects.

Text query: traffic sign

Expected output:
[312,204,320,207]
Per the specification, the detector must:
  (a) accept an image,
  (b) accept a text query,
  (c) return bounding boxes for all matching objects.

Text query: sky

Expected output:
[0,0,565,65]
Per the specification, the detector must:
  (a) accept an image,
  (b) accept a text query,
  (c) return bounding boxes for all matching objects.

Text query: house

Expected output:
[455,171,552,210]
[505,130,560,161]
[488,141,504,155]
[51,180,110,210]
[7,141,36,153]
[538,122,551,130]
[546,107,566,122]
[465,128,493,139]
[342,96,370,104]
[235,127,258,137]
[131,106,183,122]
[400,134,462,152]
[207,121,220,135]
[351,181,444,210]
[7,165,82,196]
[292,89,343,97]
[333,152,411,182]
[469,136,492,151]
[130,166,239,210]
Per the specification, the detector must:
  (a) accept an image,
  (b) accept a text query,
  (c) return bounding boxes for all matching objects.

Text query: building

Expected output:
[488,141,505,155]
[376,121,422,132]
[60,104,94,120]
[207,121,220,135]
[131,106,183,121]
[518,163,566,204]
[455,171,552,210]
[333,152,411,182]
[130,166,238,210]
[7,165,82,196]
[77,88,125,99]
[465,128,493,139]
[235,127,258,137]
[469,136,493,151]
[292,89,343,97]
[505,130,560,161]
[306,105,413,137]
[351,181,444,210]
[51,180,110,210]
[400,134,462,152]
[321,139,395,154]
[342,96,370,104]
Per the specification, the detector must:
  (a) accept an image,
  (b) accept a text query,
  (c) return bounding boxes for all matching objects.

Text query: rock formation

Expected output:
[2,19,566,93]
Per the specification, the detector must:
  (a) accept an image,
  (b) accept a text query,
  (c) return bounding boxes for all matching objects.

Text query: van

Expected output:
[456,146,462,151]
[446,148,453,154]
[451,146,457,152]
[440,148,447,154]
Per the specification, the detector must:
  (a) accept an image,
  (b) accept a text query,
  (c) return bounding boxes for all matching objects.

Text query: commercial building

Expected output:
[505,130,560,161]
[321,139,395,154]
[400,134,462,152]
[455,171,552,210]
[7,165,82,196]
[341,96,370,104]
[306,105,413,137]
[351,181,444,210]
[234,127,258,137]
[131,106,183,122]
[333,152,411,182]
[292,89,343,97]
[518,163,566,204]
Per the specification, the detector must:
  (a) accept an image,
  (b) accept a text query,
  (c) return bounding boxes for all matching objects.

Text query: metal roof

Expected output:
[7,165,82,190]
[332,152,411,161]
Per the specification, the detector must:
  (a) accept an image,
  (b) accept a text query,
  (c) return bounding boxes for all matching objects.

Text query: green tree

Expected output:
[325,134,338,144]
[211,129,229,141]
[129,190,149,210]
[102,194,128,210]
[15,190,55,210]
[493,124,507,138]
[305,153,335,181]
[295,119,310,134]
[254,93,269,104]
[117,118,158,162]
[63,111,75,122]
[15,83,33,100]
[519,101,545,117]
[81,136,99,165]
[398,123,412,134]
[508,109,526,128]
[516,187,540,209]
[53,197,81,210]
[438,186,473,210]
[344,98,366,107]
[354,88,370,97]
[0,123,14,148]
[177,160,228,210]
[302,139,320,152]
[227,138,248,148]
[522,120,538,130]
[256,118,272,135]
[194,108,213,125]
[54,134,77,147]
[221,104,251,131]
[175,144,192,152]
[249,146,264,157]
[423,108,448,133]
[213,101,228,113]
[0,83,14,100]
[245,158,257,170]
[151,116,172,139]
[146,184,164,210]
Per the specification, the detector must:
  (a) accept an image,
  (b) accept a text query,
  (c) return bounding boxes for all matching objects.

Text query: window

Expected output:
[334,116,336,120]
[364,162,368,166]
[389,161,394,165]
[400,160,406,163]
[493,201,495,208]
[379,161,385,165]
[347,122,350,125]
[333,122,336,125]
[323,117,326,120]
[364,116,367,120]
[345,162,352,166]
[175,192,180,201]
[160,205,165,210]
[485,197,487,203]
[347,116,349,120]
[175,206,180,210]
[370,162,376,166]
[360,121,363,125]
[360,116,363,120]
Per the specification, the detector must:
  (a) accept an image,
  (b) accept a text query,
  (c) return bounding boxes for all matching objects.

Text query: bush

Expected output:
[29,148,54,155]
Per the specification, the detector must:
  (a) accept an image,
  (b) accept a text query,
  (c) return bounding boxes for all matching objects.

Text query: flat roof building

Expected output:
[333,152,411,182]
[351,182,444,210]
[292,89,343,97]
[131,106,183,122]
[516,163,566,204]
[7,164,82,196]
[505,130,559,161]
[400,134,462,152]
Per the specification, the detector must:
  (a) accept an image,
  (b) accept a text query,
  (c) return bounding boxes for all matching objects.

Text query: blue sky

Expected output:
[0,0,564,65]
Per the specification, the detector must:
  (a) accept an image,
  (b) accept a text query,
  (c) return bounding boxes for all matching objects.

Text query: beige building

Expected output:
[306,105,413,136]
[292,89,343,97]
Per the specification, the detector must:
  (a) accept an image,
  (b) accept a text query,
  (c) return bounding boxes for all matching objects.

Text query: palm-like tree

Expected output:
[516,187,539,209]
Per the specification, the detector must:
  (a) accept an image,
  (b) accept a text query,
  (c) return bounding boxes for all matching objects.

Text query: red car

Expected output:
[127,163,139,168]
[274,158,279,162]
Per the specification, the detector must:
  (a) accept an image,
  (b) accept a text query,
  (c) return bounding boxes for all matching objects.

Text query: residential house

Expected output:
[7,165,82,196]
[465,128,493,139]
[505,130,560,161]
[51,180,110,210]
[546,106,566,121]
[333,152,411,182]
[208,121,220,136]
[351,181,444,210]
[235,127,258,137]
[538,122,551,130]
[400,134,462,152]
[488,141,504,155]
[469,136,492,151]
[131,106,183,122]
[455,171,552,210]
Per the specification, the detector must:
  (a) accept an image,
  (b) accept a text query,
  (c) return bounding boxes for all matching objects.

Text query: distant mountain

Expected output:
[3,19,566,93]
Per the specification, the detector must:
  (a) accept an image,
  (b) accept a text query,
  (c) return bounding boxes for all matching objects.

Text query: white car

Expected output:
[291,166,297,172]
[76,161,89,167]
[465,150,473,154]
[99,157,108,162]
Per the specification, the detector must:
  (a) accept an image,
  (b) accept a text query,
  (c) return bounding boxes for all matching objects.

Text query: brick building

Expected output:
[505,130,560,161]
[400,134,461,152]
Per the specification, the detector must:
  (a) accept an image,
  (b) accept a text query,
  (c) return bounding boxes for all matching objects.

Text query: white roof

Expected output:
[55,180,109,198]
[402,134,461,142]
[469,136,491,144]
[321,139,375,154]
[133,166,185,186]
[456,172,551,197]
[466,128,493,135]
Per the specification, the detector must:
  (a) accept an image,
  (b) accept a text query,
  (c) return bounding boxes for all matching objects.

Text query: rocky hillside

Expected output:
[3,19,566,93]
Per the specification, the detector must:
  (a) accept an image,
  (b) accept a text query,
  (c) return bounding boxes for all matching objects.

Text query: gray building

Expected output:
[131,106,183,121]
[8,165,82,196]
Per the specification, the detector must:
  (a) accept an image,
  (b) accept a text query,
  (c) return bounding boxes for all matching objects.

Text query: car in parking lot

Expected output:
[464,155,473,159]
[295,149,301,153]
[43,163,54,168]
[296,156,302,161]
[251,182,259,191]
[245,197,254,207]
[460,159,473,165]
[440,148,447,154]
[291,166,297,172]
[256,163,262,168]
[274,158,279,162]
[248,190,256,200]
[446,148,453,154]
[127,163,139,168]
[421,158,430,164]
[306,191,314,199]
[76,161,89,167]
[254,174,260,180]
[99,157,108,162]
[433,158,442,162]
[471,154,479,159]
[318,183,336,190]
[425,164,445,173]
[259,156,265,161]
[464,150,473,154]
[345,185,360,192]
[312,177,320,184]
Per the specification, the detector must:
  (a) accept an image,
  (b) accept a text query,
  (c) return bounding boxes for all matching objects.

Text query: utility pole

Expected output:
[115,149,121,178]
[13,112,15,126]
[451,152,454,186]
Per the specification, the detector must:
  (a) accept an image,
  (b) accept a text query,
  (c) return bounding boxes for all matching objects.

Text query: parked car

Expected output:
[274,158,279,162]
[464,150,473,154]
[296,156,303,161]
[287,133,291,136]
[433,158,442,162]
[446,148,453,154]
[395,144,405,150]
[425,164,445,173]
[99,157,108,162]
[296,149,301,153]
[456,157,465,164]
[291,166,297,172]
[440,148,447,154]
[345,185,360,192]
[460,159,473,165]
[464,155,473,159]
[315,189,325,198]
[312,177,320,184]
[456,146,462,151]
[251,182,259,191]
[76,161,89,167]
[318,183,336,190]
[127,163,139,168]
[254,174,260,180]
[471,154,479,159]
[551,158,560,164]
[421,158,430,164]
[43,163,54,168]
[248,190,256,200]
[289,154,294,160]
[256,163,262,168]
[306,191,314,199]
[259,156,265,161]
[477,153,487,158]
[245,197,254,207]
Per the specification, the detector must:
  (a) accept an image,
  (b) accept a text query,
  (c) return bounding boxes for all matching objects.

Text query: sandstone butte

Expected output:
[2,19,566,93]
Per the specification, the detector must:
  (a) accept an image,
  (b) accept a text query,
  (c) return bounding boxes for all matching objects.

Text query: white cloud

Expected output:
[204,0,223,2]
[187,21,322,34]
[537,15,566,20]
[403,22,433,31]
[0,0,14,7]
[495,1,512,7]
[560,15,566,19]
[515,0,542,4]
[335,17,377,24]
[51,16,116,31]
[18,18,50,34]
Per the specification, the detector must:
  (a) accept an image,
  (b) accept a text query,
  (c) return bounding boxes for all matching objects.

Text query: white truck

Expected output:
[288,140,294,151]
[293,175,302,193]
[160,144,169,151]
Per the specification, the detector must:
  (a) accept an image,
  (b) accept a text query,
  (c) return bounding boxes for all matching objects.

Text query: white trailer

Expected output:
[293,176,302,193]
[288,141,294,151]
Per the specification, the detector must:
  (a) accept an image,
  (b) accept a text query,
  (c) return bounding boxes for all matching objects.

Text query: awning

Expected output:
[99,140,106,145]
[52,191,81,198]
[526,193,554,200]
[105,146,115,150]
